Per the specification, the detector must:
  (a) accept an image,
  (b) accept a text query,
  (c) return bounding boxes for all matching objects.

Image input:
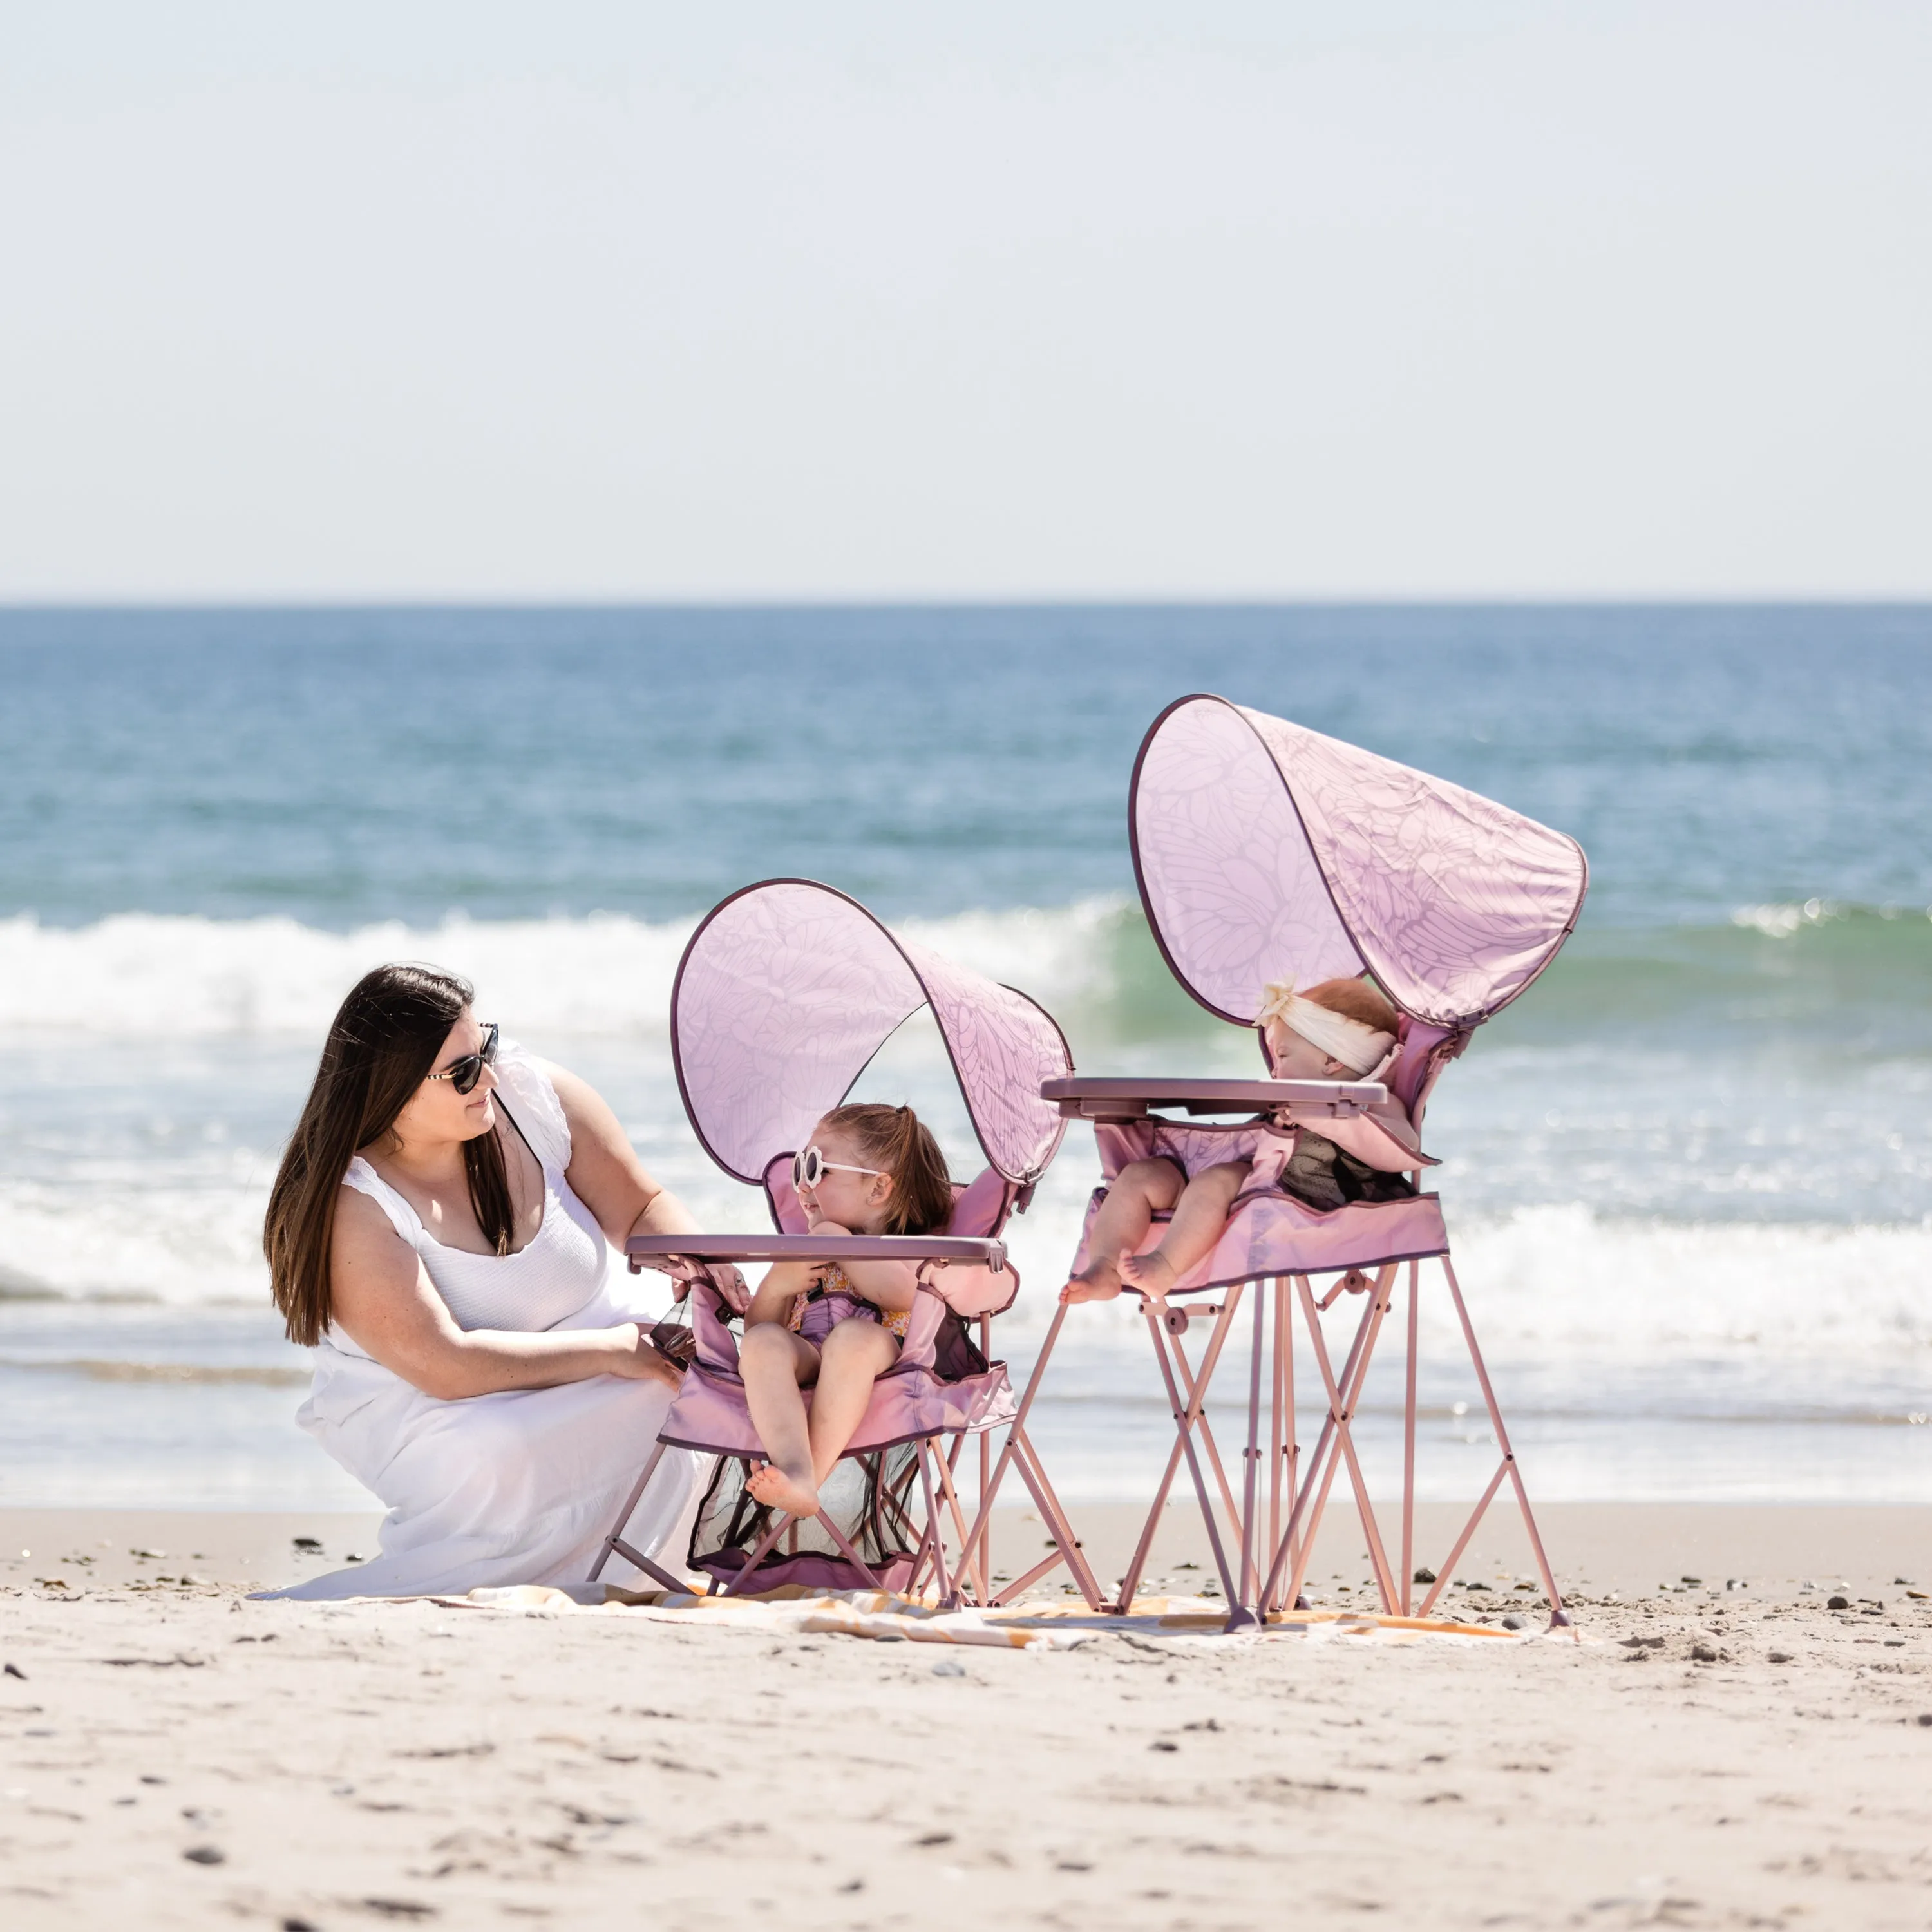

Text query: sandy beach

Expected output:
[5,1502,1929,1931]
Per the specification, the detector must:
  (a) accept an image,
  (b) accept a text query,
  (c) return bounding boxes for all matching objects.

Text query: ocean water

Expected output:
[1,606,1928,1510]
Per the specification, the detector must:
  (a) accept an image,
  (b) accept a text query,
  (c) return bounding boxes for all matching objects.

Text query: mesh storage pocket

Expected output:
[931,1309,989,1381]
[689,1444,921,1591]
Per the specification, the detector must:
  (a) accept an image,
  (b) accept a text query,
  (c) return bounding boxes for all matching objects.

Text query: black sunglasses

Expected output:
[424,1022,499,1095]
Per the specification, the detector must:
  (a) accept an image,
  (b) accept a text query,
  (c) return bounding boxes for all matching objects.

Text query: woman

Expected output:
[261,963,735,1599]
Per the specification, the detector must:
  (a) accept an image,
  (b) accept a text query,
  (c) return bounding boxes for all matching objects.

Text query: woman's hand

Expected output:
[704,1262,751,1314]
[607,1323,683,1390]
[658,1256,752,1314]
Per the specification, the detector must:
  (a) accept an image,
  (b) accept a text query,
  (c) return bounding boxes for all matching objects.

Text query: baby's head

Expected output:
[1260,977,1400,1081]
[797,1103,954,1236]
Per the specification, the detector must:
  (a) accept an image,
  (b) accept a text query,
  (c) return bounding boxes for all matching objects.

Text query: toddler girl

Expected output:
[741,1102,953,1519]
[1062,976,1402,1303]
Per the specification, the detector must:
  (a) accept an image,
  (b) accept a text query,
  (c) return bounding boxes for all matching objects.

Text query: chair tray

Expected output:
[626,1231,1007,1268]
[1040,1075,1387,1121]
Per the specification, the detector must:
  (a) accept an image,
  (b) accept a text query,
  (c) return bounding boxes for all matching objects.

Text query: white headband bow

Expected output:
[1257,980,1396,1077]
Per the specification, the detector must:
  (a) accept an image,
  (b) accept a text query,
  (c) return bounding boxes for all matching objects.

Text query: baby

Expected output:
[739,1102,953,1520]
[1061,976,1402,1303]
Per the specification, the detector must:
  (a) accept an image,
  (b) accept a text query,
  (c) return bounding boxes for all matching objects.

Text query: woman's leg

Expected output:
[805,1318,902,1482]
[742,1323,822,1517]
[1063,1158,1185,1302]
[1118,1160,1251,1297]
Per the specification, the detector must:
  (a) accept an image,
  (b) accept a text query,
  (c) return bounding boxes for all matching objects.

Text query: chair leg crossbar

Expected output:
[951,1305,1108,1611]
[1119,1257,1571,1635]
[589,1435,908,1600]
[588,1309,1101,1611]
[587,1440,689,1593]
[587,1267,1566,1634]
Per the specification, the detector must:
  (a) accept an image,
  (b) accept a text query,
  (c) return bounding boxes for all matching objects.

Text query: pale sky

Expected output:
[1,2,1926,599]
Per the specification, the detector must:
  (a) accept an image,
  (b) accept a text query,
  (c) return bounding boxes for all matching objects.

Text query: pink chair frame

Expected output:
[591,1233,1015,1602]
[587,878,1095,1604]
[1048,694,1589,1633]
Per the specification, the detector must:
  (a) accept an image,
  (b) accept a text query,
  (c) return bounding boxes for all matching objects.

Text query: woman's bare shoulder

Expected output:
[332,1177,414,1266]
[532,1057,607,1124]
[535,1059,638,1164]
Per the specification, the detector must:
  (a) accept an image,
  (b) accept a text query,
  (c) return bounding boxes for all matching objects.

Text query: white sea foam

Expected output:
[992,1189,1932,1370]
[0,901,1132,1040]
[1444,1206,1932,1373]
[14,1129,1923,1392]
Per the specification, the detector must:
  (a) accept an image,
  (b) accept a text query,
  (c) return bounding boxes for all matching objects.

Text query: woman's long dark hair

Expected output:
[265,964,513,1347]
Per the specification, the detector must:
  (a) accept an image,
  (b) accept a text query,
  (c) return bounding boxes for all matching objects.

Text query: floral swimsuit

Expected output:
[786,1261,911,1346]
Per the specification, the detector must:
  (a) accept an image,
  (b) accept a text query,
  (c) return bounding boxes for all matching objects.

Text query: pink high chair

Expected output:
[589,878,1086,1603]
[1047,696,1588,1633]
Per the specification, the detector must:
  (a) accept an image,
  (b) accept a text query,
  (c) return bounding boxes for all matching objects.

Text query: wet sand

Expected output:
[3,1503,1930,1929]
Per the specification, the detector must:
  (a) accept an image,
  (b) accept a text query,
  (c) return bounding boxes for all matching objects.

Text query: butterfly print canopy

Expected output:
[1130,695,1587,1030]
[671,879,1072,1188]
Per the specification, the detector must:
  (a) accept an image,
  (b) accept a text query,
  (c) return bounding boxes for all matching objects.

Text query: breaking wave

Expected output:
[0,900,1153,1042]
[5,898,1929,1051]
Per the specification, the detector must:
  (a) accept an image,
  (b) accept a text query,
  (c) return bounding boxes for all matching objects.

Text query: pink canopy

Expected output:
[672,880,1072,1188]
[1130,696,1587,1030]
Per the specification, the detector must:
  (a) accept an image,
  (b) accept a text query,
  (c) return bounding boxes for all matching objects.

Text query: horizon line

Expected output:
[4,594,1932,614]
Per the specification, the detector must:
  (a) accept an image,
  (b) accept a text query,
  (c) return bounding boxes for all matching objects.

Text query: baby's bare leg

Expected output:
[805,1317,903,1484]
[1063,1159,1185,1303]
[1119,1160,1251,1296]
[742,1323,823,1517]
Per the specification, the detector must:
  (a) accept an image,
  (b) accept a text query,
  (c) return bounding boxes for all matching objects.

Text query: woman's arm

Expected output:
[328,1186,678,1401]
[539,1057,750,1311]
[542,1059,696,1244]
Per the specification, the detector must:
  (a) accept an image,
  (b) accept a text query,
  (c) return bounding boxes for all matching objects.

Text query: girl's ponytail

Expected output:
[820,1102,954,1236]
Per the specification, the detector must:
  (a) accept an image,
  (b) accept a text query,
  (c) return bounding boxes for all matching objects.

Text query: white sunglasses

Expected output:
[792,1146,884,1191]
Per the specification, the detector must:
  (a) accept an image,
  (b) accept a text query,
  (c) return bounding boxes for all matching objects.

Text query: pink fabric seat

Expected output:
[657,1164,1023,1465]
[1075,1121,1452,1293]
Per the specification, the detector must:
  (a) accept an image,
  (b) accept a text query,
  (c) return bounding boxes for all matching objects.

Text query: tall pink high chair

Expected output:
[588,878,1091,1604]
[1046,696,1589,1633]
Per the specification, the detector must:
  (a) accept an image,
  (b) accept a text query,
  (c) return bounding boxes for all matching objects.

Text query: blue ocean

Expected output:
[2,606,1928,1508]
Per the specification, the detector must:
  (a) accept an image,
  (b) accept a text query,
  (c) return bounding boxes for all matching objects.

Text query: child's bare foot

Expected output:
[746,1459,820,1519]
[1061,1256,1123,1303]
[1117,1245,1179,1297]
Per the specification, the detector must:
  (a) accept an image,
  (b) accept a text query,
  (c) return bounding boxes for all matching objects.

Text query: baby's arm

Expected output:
[799,1209,919,1315]
[820,1248,919,1317]
[744,1260,813,1328]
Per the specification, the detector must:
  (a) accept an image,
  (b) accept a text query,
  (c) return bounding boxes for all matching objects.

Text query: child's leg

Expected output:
[741,1323,822,1517]
[1063,1158,1186,1302]
[1118,1160,1251,1297]
[803,1317,902,1484]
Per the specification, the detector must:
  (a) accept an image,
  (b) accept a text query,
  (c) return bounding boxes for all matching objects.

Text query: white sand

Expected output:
[4,1504,1931,1929]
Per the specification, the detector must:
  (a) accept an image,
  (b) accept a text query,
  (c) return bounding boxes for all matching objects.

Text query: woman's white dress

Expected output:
[272,1045,704,1601]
